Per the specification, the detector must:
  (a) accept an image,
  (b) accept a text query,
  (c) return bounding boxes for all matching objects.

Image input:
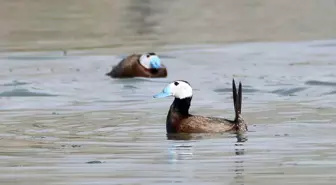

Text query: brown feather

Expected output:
[178,115,235,133]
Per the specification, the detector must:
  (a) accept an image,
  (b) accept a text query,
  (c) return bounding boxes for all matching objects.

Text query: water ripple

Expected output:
[270,87,307,96]
[0,89,57,97]
[305,80,336,87]
[2,80,31,87]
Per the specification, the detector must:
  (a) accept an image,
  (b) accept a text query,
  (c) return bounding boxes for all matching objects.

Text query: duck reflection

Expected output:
[167,133,247,185]
[234,133,246,185]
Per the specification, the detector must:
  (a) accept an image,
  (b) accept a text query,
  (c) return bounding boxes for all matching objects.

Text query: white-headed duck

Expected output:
[106,52,167,78]
[153,79,247,133]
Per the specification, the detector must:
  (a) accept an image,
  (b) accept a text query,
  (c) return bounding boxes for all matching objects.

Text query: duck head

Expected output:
[153,80,193,99]
[140,53,161,69]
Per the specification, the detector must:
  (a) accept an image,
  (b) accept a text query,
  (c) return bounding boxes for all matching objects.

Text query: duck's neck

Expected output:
[171,97,192,115]
[166,97,192,133]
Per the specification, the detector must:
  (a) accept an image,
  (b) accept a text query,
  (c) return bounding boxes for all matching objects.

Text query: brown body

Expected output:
[106,54,168,78]
[166,80,247,134]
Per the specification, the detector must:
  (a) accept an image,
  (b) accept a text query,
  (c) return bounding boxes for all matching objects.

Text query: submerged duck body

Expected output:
[106,53,168,78]
[153,79,247,134]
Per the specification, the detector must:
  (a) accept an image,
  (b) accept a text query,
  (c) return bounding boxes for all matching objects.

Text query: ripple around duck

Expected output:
[213,87,260,94]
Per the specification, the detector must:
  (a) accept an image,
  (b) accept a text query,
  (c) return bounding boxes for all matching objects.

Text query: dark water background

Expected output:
[1,0,336,185]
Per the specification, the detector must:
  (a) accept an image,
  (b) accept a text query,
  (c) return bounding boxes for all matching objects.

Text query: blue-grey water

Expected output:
[1,1,336,185]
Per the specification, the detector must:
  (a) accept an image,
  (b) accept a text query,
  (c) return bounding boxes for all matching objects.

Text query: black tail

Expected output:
[232,79,242,122]
[106,65,117,77]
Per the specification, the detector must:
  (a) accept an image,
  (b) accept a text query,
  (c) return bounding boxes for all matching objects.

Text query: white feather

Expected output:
[169,81,193,99]
[139,54,151,69]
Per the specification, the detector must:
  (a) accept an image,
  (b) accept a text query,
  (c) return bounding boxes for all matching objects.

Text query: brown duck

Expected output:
[153,79,247,133]
[106,52,168,78]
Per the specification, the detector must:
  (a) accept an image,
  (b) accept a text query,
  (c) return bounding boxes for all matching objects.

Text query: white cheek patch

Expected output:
[169,84,177,96]
[173,86,193,99]
[180,90,191,99]
[139,54,151,69]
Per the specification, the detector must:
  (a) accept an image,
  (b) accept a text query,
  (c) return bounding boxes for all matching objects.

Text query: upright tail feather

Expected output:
[232,79,242,122]
[238,81,242,116]
[232,78,247,131]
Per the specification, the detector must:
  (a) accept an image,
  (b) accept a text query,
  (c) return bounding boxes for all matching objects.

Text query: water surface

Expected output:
[1,40,336,185]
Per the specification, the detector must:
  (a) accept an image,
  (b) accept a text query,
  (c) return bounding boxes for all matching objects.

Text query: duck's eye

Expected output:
[174,81,179,86]
[146,55,150,57]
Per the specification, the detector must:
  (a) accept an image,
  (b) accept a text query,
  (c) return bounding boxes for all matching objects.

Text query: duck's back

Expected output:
[178,115,235,133]
[107,54,140,78]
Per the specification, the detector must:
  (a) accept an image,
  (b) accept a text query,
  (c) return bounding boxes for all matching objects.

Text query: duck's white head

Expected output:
[140,53,161,69]
[153,80,193,99]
